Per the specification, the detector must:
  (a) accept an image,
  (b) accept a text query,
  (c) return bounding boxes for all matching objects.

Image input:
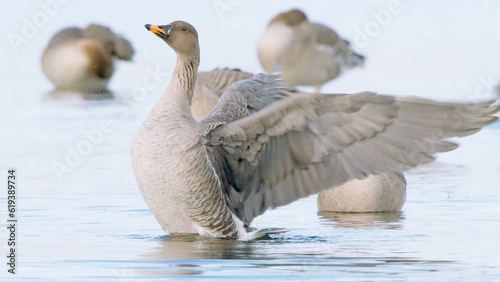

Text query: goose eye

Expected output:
[180,26,187,31]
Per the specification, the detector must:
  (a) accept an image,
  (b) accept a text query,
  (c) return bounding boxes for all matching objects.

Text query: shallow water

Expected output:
[1,81,499,280]
[2,1,500,280]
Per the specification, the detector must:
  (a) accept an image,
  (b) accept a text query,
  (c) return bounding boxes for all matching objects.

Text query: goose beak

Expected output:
[145,24,169,39]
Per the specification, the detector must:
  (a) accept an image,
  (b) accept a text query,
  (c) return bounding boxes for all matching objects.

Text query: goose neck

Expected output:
[156,52,200,114]
[172,53,199,102]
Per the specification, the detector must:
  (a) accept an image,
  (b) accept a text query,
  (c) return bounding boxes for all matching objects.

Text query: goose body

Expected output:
[132,21,498,240]
[258,9,364,91]
[318,171,406,212]
[42,24,134,92]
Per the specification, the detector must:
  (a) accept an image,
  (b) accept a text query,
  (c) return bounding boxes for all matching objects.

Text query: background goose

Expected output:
[192,69,407,213]
[258,9,365,92]
[318,171,406,212]
[132,21,498,240]
[42,24,134,93]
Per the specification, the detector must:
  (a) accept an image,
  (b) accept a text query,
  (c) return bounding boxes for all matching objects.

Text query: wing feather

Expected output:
[198,72,499,227]
[202,84,498,226]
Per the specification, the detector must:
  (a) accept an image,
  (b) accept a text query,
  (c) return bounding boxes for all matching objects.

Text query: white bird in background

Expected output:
[131,21,498,240]
[42,24,134,93]
[258,9,365,92]
[191,69,407,213]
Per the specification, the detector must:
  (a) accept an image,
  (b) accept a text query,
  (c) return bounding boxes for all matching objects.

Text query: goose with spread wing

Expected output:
[191,69,406,213]
[131,21,499,240]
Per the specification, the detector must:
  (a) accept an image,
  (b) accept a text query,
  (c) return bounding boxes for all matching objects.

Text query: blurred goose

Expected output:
[191,69,407,212]
[258,9,364,92]
[42,24,134,93]
[132,21,499,240]
[318,171,406,212]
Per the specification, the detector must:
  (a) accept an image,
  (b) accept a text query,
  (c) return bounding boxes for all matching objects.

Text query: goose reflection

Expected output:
[45,88,114,101]
[146,234,257,260]
[318,211,405,230]
[136,235,258,277]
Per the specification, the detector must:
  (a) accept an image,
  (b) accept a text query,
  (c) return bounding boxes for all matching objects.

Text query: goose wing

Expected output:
[308,23,362,62]
[202,75,499,227]
[193,69,254,120]
[200,73,295,124]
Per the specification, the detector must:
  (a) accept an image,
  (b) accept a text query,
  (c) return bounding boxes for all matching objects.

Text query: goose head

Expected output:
[269,9,308,26]
[84,24,114,50]
[112,36,135,60]
[84,24,134,61]
[145,21,199,57]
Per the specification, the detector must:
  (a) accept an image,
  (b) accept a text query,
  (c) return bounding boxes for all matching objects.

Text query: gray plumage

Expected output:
[192,69,407,213]
[192,68,253,121]
[317,171,407,212]
[132,21,499,240]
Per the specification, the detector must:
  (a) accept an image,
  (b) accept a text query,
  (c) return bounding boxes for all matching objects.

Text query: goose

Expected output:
[131,21,499,240]
[317,171,406,212]
[42,24,134,93]
[192,69,406,212]
[258,9,364,92]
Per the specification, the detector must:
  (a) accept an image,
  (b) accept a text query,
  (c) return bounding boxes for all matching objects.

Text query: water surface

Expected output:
[2,1,500,279]
[1,81,499,280]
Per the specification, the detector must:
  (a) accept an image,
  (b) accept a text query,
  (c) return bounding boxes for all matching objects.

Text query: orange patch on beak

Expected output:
[149,25,167,38]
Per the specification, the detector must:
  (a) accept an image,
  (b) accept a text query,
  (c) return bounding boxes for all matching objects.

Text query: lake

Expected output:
[2,1,500,280]
[1,79,499,280]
